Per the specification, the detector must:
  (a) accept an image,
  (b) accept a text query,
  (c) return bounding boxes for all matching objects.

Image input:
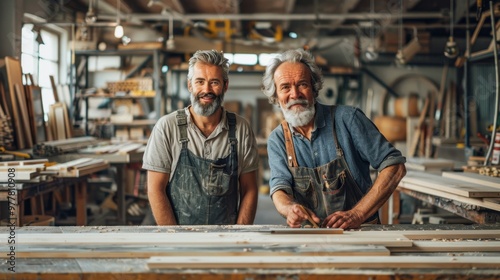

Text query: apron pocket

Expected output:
[293,176,317,209]
[205,163,231,196]
[323,170,346,195]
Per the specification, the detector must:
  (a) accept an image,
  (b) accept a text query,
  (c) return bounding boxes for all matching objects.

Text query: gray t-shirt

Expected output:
[142,106,259,178]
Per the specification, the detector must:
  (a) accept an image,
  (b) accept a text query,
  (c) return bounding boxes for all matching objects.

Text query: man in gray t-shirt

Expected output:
[142,50,259,225]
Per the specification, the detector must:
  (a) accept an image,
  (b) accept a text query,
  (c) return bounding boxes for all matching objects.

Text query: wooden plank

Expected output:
[0,170,37,181]
[266,228,343,234]
[442,172,500,190]
[363,229,500,240]
[408,94,430,157]
[390,241,500,253]
[49,75,59,103]
[14,83,33,148]
[147,256,500,269]
[405,157,455,171]
[28,85,47,143]
[7,232,413,247]
[398,181,500,212]
[4,57,25,149]
[0,159,48,166]
[403,171,500,198]
[15,243,390,258]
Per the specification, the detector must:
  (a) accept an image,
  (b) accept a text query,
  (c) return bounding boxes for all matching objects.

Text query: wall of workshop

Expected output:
[0,0,23,58]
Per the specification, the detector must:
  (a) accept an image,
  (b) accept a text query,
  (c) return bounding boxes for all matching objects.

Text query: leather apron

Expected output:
[282,106,378,225]
[167,109,239,225]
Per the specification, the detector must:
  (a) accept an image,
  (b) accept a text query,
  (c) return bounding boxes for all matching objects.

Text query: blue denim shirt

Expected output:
[267,103,406,197]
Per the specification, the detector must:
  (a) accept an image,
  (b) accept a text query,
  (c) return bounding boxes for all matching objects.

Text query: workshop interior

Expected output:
[1,0,500,278]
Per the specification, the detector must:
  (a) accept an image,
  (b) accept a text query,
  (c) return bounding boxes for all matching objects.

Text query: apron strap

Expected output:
[226,112,237,146]
[330,106,344,158]
[281,120,298,168]
[176,109,189,148]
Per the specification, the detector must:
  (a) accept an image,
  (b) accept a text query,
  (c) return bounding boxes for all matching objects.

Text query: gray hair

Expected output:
[187,50,230,82]
[261,49,323,105]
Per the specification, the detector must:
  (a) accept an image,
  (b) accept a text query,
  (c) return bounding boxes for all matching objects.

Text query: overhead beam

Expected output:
[99,12,447,22]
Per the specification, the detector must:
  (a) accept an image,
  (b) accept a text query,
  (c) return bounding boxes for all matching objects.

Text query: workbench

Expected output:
[1,224,499,279]
[48,150,144,224]
[0,162,110,226]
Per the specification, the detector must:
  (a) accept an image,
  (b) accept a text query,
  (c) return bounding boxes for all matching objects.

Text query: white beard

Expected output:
[281,100,315,127]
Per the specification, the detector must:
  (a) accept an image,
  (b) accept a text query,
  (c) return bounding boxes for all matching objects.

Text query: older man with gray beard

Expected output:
[261,49,406,229]
[143,50,259,225]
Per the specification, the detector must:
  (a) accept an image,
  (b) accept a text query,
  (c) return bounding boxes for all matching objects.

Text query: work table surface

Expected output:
[1,224,500,279]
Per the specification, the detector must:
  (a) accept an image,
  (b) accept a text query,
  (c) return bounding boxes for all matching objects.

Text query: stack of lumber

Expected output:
[78,142,144,155]
[0,159,48,181]
[2,227,500,270]
[46,158,109,177]
[0,105,14,149]
[32,136,102,156]
[399,171,500,212]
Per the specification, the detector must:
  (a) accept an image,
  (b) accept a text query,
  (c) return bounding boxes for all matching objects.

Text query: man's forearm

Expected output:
[148,189,177,225]
[351,163,406,221]
[237,171,258,224]
[237,190,257,224]
[271,190,295,218]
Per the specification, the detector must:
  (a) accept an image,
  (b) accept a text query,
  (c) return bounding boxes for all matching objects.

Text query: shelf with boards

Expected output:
[74,49,169,140]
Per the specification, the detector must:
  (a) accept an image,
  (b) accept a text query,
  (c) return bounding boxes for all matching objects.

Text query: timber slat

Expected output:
[147,255,500,269]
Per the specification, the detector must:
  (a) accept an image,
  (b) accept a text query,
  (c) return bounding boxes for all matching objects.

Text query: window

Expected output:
[21,24,60,118]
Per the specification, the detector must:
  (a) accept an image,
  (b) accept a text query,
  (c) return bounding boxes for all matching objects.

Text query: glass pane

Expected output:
[223,53,234,64]
[38,60,58,88]
[39,30,59,61]
[21,53,36,77]
[233,54,257,65]
[22,24,35,55]
[41,87,55,120]
[259,53,278,66]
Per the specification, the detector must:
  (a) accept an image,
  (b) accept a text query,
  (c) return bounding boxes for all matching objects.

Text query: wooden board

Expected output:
[398,181,500,212]
[27,85,46,143]
[13,83,33,148]
[442,172,500,190]
[6,232,413,247]
[390,241,500,253]
[147,255,500,269]
[405,157,455,171]
[403,171,500,198]
[15,243,389,258]
[4,57,25,149]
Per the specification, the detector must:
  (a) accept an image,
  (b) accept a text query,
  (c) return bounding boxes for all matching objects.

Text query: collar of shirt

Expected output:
[184,105,230,132]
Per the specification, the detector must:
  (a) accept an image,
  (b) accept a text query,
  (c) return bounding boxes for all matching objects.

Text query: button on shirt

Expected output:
[267,103,406,196]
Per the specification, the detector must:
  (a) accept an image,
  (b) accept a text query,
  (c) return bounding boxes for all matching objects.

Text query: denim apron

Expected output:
[282,106,378,225]
[167,109,239,225]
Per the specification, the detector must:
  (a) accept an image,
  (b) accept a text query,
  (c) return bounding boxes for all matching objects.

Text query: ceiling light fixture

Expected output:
[85,0,97,24]
[165,8,175,50]
[364,0,378,61]
[395,1,421,65]
[444,0,459,58]
[114,0,124,38]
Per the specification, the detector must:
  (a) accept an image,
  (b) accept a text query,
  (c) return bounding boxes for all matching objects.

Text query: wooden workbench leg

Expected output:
[75,181,87,226]
[17,195,23,227]
[115,164,126,224]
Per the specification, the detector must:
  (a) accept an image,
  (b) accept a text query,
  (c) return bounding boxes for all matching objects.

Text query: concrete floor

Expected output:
[254,193,286,225]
